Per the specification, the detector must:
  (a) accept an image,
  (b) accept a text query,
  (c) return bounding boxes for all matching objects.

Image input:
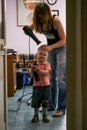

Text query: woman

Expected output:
[30,2,66,117]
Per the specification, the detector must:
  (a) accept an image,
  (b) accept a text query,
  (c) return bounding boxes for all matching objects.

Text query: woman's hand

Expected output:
[41,45,52,52]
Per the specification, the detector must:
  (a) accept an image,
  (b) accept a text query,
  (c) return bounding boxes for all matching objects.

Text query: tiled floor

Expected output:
[8,86,66,130]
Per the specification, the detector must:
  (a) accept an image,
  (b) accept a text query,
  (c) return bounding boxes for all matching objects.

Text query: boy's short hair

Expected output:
[37,45,48,52]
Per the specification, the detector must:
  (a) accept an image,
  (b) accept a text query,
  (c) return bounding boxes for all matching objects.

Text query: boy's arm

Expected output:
[38,69,50,75]
[35,64,51,76]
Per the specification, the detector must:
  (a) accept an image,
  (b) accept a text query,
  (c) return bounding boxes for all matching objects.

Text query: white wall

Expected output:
[6,0,66,54]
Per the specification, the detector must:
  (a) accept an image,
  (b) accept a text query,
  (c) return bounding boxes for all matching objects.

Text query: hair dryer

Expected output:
[23,25,41,45]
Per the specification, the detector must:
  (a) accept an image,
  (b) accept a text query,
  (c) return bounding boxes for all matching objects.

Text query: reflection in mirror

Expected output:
[7,0,66,130]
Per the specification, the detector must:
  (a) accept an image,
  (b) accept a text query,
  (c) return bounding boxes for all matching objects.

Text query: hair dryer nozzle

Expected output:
[23,25,41,45]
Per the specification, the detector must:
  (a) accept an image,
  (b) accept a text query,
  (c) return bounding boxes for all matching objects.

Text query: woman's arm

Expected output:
[51,16,66,48]
[43,16,66,51]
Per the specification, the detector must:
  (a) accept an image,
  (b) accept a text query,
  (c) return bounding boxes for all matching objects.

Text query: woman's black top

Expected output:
[45,15,60,45]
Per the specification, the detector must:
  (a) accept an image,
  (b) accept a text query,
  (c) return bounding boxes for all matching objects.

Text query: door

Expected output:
[0,39,7,130]
[0,0,8,130]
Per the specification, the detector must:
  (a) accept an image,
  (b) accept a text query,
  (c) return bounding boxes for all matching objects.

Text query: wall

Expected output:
[6,0,66,54]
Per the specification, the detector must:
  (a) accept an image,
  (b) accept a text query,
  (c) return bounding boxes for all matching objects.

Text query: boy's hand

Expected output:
[32,65,39,72]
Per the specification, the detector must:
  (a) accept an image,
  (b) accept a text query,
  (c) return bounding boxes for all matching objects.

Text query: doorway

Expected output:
[1,0,84,130]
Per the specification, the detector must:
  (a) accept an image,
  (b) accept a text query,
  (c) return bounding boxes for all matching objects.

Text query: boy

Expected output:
[30,45,51,123]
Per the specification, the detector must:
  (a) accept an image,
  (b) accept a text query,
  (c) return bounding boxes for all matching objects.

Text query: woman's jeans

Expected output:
[48,46,66,112]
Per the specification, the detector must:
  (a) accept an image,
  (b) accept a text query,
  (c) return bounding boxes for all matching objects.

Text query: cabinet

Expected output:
[7,54,17,96]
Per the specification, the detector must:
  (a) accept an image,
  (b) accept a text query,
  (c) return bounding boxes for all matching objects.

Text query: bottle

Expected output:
[33,62,40,81]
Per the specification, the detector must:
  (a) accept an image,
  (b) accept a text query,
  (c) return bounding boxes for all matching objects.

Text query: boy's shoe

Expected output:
[31,115,39,123]
[43,115,50,123]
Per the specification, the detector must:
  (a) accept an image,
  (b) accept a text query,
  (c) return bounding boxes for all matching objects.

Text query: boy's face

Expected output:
[37,50,48,63]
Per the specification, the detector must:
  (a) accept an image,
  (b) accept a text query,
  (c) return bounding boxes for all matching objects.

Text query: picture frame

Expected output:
[52,10,59,16]
[17,0,45,26]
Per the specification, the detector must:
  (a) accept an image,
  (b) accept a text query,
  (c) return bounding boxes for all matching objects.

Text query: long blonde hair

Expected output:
[33,3,53,33]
